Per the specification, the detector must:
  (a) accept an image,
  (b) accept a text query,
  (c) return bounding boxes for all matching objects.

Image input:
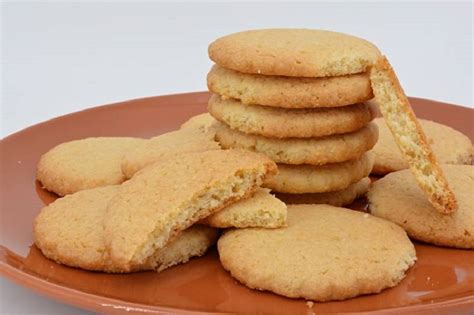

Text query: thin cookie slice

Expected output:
[265,152,374,193]
[34,186,218,273]
[121,128,221,179]
[370,56,457,213]
[37,137,146,196]
[207,65,372,108]
[209,29,381,77]
[105,149,277,271]
[218,204,416,301]
[201,188,287,228]
[372,118,472,174]
[208,94,375,138]
[216,121,378,165]
[276,177,370,207]
[368,165,474,249]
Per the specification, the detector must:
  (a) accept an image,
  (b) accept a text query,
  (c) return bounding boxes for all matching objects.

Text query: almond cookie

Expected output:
[121,128,220,179]
[370,57,457,213]
[372,118,472,175]
[216,122,378,165]
[209,29,381,77]
[208,94,375,138]
[369,165,474,249]
[276,177,370,207]
[265,152,373,193]
[34,186,218,273]
[207,65,372,108]
[218,204,416,301]
[37,137,146,196]
[201,188,287,228]
[105,149,277,271]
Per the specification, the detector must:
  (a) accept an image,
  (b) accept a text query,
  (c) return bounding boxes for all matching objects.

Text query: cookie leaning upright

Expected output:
[104,149,277,271]
[370,57,458,213]
[207,29,380,206]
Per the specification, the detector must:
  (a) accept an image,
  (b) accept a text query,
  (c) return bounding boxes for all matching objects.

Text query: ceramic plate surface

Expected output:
[1,92,473,314]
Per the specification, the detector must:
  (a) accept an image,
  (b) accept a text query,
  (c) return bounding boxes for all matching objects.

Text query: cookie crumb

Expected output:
[306,301,314,308]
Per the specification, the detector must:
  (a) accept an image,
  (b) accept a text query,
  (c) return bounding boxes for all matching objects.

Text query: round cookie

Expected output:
[207,65,373,108]
[37,137,147,196]
[372,118,473,175]
[180,112,220,136]
[368,165,474,249]
[218,204,416,301]
[34,186,218,273]
[265,152,373,193]
[216,122,378,165]
[121,128,221,179]
[209,29,381,77]
[208,94,375,138]
[276,177,370,207]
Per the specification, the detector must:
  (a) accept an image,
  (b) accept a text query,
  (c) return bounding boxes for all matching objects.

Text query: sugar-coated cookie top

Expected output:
[209,29,381,77]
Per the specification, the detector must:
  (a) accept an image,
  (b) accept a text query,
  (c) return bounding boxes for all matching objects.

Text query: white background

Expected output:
[1,1,472,314]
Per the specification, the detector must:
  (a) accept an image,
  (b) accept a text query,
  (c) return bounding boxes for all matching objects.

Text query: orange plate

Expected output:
[1,92,473,314]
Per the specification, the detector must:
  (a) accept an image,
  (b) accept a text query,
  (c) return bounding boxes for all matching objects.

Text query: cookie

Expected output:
[201,188,287,228]
[209,29,381,77]
[216,121,378,165]
[105,149,277,271]
[372,118,472,174]
[368,165,474,249]
[37,137,146,196]
[207,65,373,108]
[218,204,416,301]
[265,152,374,193]
[208,94,375,138]
[276,177,370,207]
[121,128,221,179]
[370,57,457,213]
[180,112,220,135]
[34,186,218,273]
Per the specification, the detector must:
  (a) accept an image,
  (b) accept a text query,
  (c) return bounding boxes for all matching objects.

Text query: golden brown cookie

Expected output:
[207,65,373,108]
[218,204,416,301]
[105,149,277,271]
[209,29,381,77]
[368,165,474,249]
[208,94,375,138]
[37,137,146,196]
[265,152,373,193]
[121,128,220,179]
[216,122,378,165]
[370,56,457,213]
[201,188,287,228]
[276,177,370,207]
[372,118,472,174]
[34,186,218,273]
[180,112,220,135]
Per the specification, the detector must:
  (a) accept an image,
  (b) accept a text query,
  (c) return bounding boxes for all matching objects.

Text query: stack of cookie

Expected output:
[207,29,380,206]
